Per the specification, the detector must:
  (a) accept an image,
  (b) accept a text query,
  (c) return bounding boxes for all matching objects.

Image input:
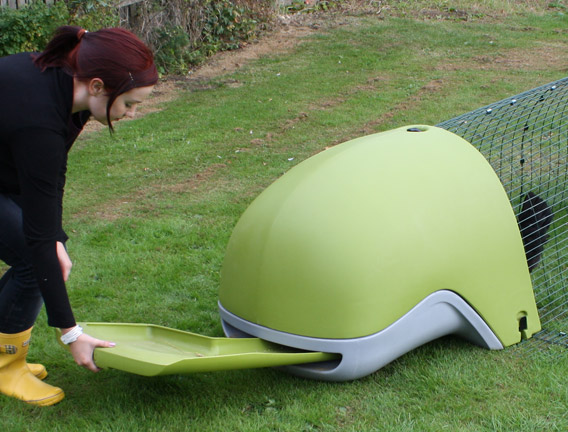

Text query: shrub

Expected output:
[0,0,120,57]
[65,0,120,30]
[0,1,69,56]
[202,0,257,52]
[152,24,195,76]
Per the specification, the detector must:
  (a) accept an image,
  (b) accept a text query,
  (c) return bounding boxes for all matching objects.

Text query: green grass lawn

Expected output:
[2,2,568,430]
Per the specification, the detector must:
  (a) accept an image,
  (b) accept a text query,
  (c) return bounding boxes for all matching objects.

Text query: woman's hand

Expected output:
[56,241,72,281]
[65,332,116,372]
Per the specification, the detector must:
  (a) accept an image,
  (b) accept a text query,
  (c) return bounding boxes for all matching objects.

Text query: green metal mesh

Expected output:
[436,78,568,353]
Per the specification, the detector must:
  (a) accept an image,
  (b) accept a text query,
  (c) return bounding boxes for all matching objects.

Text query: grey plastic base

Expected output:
[219,290,503,381]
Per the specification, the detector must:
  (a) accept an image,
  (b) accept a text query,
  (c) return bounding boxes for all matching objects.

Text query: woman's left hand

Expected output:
[56,241,72,281]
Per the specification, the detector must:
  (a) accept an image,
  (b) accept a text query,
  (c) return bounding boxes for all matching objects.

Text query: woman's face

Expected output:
[90,85,154,125]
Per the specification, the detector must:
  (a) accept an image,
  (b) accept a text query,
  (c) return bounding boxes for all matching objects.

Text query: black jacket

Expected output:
[0,52,90,328]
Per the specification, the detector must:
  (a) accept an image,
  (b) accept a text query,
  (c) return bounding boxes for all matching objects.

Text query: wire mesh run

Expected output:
[436,77,568,354]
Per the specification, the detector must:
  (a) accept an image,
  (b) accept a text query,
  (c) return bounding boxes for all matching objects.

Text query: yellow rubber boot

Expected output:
[0,328,64,406]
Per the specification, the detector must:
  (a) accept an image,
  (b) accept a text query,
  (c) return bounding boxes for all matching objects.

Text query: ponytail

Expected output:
[33,25,84,72]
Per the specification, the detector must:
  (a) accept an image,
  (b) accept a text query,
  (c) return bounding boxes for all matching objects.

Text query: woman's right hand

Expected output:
[67,333,116,372]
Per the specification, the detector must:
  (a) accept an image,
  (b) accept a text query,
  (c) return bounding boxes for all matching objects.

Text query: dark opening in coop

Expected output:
[437,78,568,353]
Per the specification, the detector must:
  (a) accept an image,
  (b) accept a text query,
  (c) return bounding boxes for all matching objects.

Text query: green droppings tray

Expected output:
[60,323,338,376]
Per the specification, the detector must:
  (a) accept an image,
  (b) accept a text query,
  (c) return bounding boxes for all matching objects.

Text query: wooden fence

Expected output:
[0,0,144,26]
[0,0,143,8]
[1,0,55,8]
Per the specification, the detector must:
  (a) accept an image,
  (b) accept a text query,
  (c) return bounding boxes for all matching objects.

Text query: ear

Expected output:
[87,78,105,96]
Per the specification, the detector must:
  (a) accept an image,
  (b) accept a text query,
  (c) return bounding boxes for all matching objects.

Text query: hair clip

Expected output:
[77,29,88,41]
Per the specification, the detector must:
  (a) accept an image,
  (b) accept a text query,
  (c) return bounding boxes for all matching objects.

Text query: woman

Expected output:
[0,26,159,406]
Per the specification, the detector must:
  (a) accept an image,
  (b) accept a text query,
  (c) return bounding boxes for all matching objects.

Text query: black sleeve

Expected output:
[10,127,76,328]
[56,153,69,243]
[55,110,91,244]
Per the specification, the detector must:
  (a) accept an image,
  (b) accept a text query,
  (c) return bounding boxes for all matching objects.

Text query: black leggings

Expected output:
[0,194,44,334]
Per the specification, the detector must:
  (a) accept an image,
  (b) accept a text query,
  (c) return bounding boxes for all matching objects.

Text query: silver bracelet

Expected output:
[60,325,83,345]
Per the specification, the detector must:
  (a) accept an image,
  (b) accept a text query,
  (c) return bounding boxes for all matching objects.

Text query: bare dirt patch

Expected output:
[190,20,317,80]
[483,42,568,71]
[437,42,568,73]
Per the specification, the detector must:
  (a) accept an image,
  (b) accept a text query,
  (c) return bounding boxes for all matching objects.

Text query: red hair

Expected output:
[34,26,159,130]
